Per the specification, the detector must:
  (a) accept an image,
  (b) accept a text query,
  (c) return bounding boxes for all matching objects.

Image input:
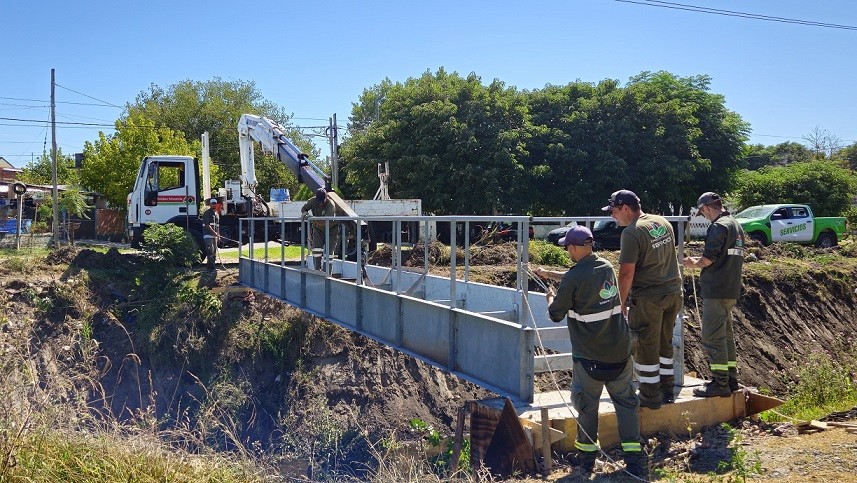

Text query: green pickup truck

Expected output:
[734,204,847,248]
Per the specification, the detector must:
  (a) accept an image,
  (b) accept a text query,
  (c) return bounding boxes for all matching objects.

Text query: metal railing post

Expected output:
[449,222,457,308]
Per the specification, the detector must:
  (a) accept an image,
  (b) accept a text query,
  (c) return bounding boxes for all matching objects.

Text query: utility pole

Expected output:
[332,113,339,190]
[50,68,59,246]
[328,114,340,190]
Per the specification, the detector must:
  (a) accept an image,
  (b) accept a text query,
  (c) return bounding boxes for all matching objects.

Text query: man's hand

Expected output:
[622,304,629,319]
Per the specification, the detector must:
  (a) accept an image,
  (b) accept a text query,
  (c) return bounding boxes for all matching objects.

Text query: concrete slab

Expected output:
[478,375,777,452]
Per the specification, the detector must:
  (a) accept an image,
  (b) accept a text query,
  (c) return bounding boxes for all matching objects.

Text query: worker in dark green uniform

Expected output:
[301,188,340,269]
[202,198,219,269]
[536,225,647,479]
[684,192,745,397]
[606,189,683,410]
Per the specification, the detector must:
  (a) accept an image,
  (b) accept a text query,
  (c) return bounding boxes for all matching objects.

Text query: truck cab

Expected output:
[127,156,203,248]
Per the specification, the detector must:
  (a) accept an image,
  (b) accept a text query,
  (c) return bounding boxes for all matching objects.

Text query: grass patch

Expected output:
[528,240,569,267]
[0,247,51,258]
[761,349,857,422]
[8,430,264,482]
[240,245,306,261]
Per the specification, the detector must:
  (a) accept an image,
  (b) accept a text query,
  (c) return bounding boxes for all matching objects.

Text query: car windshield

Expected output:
[735,206,776,220]
[593,220,613,230]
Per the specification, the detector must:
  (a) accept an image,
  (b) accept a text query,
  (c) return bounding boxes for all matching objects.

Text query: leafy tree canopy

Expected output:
[341,69,528,215]
[18,149,77,186]
[81,113,197,210]
[126,78,317,200]
[734,160,856,216]
[742,142,814,170]
[342,69,748,215]
[832,142,857,172]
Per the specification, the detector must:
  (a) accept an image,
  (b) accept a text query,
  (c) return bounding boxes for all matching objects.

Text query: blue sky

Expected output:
[1,0,855,168]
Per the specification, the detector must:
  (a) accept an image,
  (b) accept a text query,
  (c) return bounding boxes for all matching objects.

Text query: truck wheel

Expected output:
[815,232,836,248]
[749,232,767,246]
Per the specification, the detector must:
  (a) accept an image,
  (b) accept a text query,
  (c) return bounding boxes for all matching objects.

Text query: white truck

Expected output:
[126,114,420,254]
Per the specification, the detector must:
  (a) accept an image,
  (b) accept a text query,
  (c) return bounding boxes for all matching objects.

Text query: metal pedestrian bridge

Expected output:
[238,215,689,403]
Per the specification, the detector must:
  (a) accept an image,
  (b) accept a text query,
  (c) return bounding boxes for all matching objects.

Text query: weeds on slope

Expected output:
[763,340,857,422]
[0,248,275,482]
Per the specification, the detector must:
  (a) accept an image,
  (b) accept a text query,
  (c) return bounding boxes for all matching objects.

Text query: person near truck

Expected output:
[605,189,683,410]
[683,192,745,397]
[202,198,219,268]
[301,188,340,267]
[535,225,647,478]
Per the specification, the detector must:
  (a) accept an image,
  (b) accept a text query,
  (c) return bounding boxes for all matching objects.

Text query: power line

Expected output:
[613,0,857,30]
[0,116,115,127]
[0,95,123,107]
[54,83,124,108]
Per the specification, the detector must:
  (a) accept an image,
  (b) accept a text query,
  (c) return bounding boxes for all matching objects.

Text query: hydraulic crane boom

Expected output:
[237,114,360,220]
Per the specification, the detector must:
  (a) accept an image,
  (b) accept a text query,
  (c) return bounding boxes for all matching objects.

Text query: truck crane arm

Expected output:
[238,114,328,194]
[237,113,361,221]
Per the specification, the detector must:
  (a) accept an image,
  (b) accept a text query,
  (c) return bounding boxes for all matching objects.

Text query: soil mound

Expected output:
[44,246,79,265]
[70,247,141,271]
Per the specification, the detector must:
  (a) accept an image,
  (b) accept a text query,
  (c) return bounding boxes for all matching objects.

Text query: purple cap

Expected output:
[601,189,639,211]
[558,225,594,246]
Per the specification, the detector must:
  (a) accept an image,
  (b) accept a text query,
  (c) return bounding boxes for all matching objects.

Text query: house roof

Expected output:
[0,157,16,170]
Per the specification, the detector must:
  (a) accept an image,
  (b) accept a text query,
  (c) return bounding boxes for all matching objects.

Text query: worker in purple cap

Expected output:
[534,225,646,478]
[604,189,683,410]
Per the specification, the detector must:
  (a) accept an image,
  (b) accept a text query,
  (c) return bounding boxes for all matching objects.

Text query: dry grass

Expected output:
[0,250,274,483]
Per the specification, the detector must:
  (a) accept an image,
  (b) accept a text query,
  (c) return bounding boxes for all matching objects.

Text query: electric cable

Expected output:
[613,0,857,30]
[54,83,123,108]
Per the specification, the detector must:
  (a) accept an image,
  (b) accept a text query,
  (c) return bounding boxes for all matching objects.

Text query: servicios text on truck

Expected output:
[734,203,847,248]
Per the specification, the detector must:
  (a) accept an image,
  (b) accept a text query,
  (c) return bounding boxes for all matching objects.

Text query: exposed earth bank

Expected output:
[2,241,857,480]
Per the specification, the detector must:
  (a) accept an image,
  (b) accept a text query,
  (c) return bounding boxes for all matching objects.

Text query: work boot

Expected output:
[574,450,597,474]
[624,452,649,480]
[638,392,661,410]
[729,376,740,392]
[693,381,731,398]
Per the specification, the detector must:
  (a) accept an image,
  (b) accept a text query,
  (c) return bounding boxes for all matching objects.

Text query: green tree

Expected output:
[734,161,856,216]
[832,142,857,172]
[341,69,528,214]
[127,78,317,200]
[527,72,749,215]
[18,149,77,185]
[80,113,197,210]
[743,142,814,170]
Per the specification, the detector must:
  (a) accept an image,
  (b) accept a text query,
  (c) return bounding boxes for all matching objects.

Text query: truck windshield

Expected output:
[735,206,775,220]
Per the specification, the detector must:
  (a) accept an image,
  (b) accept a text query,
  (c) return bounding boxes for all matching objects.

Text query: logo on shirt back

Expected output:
[648,221,667,239]
[646,221,673,249]
[599,279,618,299]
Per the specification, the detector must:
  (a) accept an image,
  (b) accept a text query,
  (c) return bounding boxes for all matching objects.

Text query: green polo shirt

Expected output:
[700,212,744,299]
[618,213,682,298]
[548,254,631,363]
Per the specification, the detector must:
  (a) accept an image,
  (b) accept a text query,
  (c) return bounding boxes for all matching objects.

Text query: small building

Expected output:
[0,157,22,183]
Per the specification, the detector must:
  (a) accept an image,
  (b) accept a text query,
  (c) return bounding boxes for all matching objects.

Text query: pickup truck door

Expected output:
[788,206,814,242]
[770,207,792,242]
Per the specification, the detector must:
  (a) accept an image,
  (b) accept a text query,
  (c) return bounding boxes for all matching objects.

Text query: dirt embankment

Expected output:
[3,243,857,480]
